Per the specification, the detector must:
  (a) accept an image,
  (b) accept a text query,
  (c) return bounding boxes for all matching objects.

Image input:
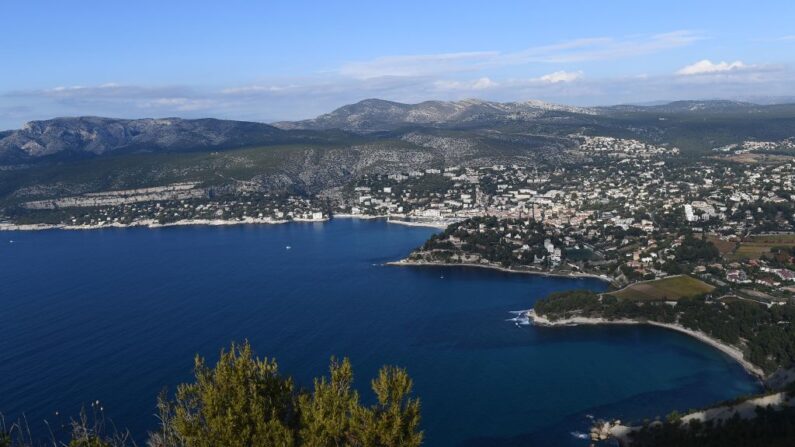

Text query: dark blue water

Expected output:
[0,219,760,446]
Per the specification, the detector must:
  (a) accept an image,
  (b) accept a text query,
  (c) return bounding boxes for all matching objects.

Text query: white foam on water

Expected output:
[506,310,531,326]
[570,431,589,440]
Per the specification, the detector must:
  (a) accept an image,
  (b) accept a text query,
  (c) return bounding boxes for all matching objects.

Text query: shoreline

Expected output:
[384,219,452,229]
[387,258,614,282]
[0,214,452,232]
[527,309,766,379]
[0,217,329,232]
[332,214,454,229]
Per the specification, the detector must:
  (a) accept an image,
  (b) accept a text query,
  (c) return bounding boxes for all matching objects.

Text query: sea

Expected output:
[0,218,761,446]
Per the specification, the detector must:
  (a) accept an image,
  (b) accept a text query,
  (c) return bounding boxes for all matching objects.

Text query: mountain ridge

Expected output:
[0,116,289,163]
[272,98,597,132]
[3,98,795,165]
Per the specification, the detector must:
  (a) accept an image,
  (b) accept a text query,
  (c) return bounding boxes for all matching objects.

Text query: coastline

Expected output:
[0,212,451,232]
[527,309,766,379]
[387,258,614,282]
[332,214,454,229]
[385,219,452,229]
[0,217,316,232]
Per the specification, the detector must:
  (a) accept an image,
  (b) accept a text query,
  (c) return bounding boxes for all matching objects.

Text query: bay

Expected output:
[0,219,760,446]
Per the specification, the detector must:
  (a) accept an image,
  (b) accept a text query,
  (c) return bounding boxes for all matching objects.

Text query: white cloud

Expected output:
[434,77,498,91]
[471,77,498,89]
[340,30,702,79]
[221,84,297,94]
[539,70,583,83]
[340,51,496,79]
[3,50,794,129]
[676,59,749,75]
[138,97,216,111]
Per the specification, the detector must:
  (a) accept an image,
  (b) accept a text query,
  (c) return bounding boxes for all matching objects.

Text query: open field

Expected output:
[717,153,795,165]
[730,234,795,260]
[707,235,738,256]
[610,275,715,301]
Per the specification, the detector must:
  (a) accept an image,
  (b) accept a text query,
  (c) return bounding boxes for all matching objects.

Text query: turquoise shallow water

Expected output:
[0,219,760,446]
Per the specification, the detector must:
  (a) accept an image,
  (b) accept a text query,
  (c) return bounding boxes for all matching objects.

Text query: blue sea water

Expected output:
[0,219,760,446]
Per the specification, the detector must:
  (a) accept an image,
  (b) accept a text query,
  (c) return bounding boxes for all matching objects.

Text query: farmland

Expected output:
[610,275,715,301]
[730,234,795,260]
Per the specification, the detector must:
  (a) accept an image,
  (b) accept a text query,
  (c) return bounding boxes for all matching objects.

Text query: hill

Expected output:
[2,98,795,209]
[0,116,297,163]
[273,98,596,132]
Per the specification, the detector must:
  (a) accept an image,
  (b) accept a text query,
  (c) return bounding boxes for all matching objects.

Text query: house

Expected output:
[726,270,749,283]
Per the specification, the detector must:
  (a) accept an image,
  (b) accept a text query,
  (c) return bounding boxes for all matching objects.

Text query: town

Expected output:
[343,135,795,305]
[4,135,795,304]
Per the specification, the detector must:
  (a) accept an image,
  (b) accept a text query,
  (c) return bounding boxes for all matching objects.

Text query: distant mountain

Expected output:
[599,100,766,114]
[0,116,289,163]
[733,96,795,106]
[1,98,794,207]
[273,98,596,132]
[4,99,795,165]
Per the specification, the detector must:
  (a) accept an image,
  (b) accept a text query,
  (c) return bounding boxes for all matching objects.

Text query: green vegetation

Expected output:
[401,174,452,196]
[732,234,795,261]
[610,275,715,301]
[706,235,738,257]
[534,290,795,373]
[628,405,795,447]
[418,216,556,268]
[1,342,422,447]
[0,143,328,206]
[675,234,720,263]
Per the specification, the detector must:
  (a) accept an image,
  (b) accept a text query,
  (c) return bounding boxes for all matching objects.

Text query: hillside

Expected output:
[0,116,298,163]
[2,98,795,210]
[273,98,596,132]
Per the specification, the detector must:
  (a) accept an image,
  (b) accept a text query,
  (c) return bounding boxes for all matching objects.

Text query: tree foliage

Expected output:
[2,342,422,447]
[152,341,422,447]
[630,406,795,447]
[534,290,795,373]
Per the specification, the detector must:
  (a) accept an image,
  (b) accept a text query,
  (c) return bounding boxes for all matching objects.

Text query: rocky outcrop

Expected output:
[0,117,286,162]
[22,183,206,209]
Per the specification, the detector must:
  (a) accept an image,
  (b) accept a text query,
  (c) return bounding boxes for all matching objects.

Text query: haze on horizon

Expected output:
[2,0,795,129]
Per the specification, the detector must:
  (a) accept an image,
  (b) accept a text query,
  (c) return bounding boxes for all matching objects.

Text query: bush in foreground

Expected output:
[2,341,422,447]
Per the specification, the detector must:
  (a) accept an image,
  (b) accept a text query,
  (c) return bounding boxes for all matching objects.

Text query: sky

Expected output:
[1,0,794,128]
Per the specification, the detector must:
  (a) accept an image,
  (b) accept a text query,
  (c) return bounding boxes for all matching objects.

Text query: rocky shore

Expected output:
[333,214,457,229]
[388,258,614,282]
[0,217,313,232]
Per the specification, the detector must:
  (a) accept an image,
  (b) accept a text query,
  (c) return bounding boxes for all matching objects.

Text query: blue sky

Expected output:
[1,0,794,128]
